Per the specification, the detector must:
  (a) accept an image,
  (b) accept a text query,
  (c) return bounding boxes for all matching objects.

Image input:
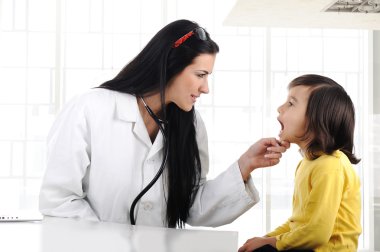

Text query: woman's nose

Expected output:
[200,81,209,94]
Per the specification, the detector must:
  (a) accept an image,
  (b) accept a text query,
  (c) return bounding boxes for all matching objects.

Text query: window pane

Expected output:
[28,33,56,67]
[250,37,265,71]
[249,72,265,108]
[214,36,250,70]
[214,71,250,106]
[28,0,56,31]
[65,34,103,68]
[177,0,214,28]
[1,0,14,31]
[65,0,90,32]
[89,0,103,32]
[104,0,140,33]
[271,37,287,71]
[0,32,27,67]
[26,141,46,177]
[0,105,25,140]
[0,68,26,104]
[14,0,26,30]
[141,0,163,34]
[26,105,55,140]
[11,142,25,177]
[64,69,103,101]
[0,142,11,176]
[214,107,250,142]
[297,37,323,71]
[324,37,360,72]
[27,69,52,104]
[109,34,140,69]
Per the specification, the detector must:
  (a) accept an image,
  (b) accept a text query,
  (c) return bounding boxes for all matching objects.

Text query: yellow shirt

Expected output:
[266,150,361,251]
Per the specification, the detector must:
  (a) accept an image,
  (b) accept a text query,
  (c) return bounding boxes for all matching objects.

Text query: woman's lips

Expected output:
[191,95,199,103]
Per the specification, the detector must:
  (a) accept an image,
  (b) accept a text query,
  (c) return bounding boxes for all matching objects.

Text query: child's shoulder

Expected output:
[318,150,350,163]
[309,150,348,173]
[316,150,342,161]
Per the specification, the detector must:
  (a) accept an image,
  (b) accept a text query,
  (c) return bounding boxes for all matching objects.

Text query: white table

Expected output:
[0,217,238,252]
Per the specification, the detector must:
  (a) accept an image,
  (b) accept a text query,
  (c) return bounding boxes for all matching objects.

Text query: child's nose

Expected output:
[277,103,285,114]
[277,104,283,113]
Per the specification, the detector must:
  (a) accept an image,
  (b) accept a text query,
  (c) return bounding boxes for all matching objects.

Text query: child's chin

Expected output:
[278,132,285,140]
[279,135,290,143]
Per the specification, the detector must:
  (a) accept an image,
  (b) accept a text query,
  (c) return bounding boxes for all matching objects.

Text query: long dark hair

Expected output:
[289,74,360,164]
[99,20,219,227]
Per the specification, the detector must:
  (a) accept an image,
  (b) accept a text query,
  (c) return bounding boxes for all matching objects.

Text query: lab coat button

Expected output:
[143,202,153,211]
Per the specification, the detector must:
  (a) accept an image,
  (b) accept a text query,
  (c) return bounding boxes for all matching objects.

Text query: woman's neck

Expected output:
[137,93,164,143]
[139,93,163,116]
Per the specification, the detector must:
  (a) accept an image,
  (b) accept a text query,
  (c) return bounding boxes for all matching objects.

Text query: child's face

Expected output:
[277,85,312,150]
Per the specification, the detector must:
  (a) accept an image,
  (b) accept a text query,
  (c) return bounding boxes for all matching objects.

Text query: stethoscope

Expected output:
[129,96,169,225]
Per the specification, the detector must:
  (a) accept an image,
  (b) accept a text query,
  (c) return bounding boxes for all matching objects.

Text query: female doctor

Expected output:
[39,19,288,228]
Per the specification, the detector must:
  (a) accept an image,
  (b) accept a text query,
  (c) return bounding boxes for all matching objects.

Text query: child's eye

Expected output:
[288,101,293,106]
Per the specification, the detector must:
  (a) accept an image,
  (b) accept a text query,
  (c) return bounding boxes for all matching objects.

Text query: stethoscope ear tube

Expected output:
[129,97,169,225]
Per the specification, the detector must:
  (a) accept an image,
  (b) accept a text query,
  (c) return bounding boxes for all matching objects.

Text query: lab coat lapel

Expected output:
[133,116,153,148]
[115,92,152,148]
[147,131,164,159]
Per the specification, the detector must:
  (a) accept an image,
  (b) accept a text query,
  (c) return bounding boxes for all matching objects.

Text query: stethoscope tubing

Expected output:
[129,97,169,225]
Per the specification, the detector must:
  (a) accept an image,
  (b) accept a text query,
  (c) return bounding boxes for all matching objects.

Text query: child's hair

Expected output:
[289,74,360,164]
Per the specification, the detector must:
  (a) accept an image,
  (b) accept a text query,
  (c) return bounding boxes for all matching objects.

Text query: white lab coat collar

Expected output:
[115,91,164,158]
[115,91,139,123]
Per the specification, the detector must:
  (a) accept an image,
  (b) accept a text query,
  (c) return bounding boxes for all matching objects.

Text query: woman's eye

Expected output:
[197,74,206,78]
[288,101,293,106]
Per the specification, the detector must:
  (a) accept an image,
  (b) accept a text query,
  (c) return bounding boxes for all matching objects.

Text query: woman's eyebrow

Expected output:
[196,70,210,74]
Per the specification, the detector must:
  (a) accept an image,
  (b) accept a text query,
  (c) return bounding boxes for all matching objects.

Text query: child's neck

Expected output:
[296,141,308,152]
[296,143,307,157]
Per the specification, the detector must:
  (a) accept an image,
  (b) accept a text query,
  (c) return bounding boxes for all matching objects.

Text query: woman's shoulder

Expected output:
[193,109,208,139]
[67,88,134,108]
[57,89,136,122]
[194,109,206,128]
[76,88,132,101]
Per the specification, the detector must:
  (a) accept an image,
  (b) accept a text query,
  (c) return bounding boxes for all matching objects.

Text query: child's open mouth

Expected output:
[277,118,284,134]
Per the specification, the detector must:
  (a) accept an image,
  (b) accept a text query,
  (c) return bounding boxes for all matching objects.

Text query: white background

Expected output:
[0,0,377,251]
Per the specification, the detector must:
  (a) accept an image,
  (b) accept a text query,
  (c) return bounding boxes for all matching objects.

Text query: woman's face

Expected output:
[165,53,216,111]
[277,85,312,150]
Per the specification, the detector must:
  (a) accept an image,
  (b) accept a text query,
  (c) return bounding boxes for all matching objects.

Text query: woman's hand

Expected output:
[238,236,277,252]
[238,138,290,182]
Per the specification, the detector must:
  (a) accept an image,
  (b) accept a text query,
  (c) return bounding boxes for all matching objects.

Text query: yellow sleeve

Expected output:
[276,160,344,250]
[266,220,291,237]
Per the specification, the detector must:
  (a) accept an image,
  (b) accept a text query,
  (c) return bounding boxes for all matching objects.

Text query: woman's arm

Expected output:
[186,112,288,227]
[39,95,99,221]
[238,138,289,182]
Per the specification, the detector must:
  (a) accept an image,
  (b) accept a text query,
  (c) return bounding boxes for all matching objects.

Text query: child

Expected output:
[238,74,362,252]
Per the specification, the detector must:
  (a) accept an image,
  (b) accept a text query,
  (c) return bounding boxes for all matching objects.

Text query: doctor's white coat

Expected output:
[39,88,260,227]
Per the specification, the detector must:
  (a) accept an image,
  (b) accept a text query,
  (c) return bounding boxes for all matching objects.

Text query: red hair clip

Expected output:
[173,30,195,48]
